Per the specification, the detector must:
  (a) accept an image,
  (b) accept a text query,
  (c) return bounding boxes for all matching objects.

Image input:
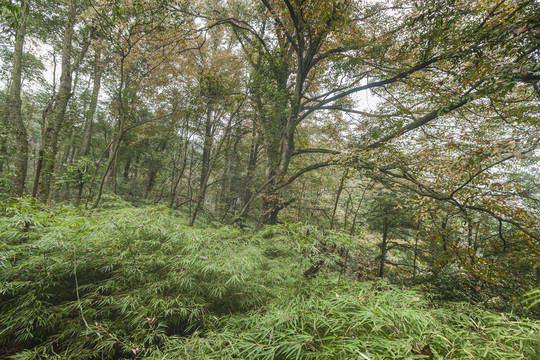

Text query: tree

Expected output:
[32,0,83,201]
[73,48,104,206]
[85,0,196,208]
[6,0,30,196]
[0,0,537,287]
[209,0,496,224]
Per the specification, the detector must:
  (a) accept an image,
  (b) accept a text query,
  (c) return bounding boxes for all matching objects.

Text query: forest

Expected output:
[0,0,539,358]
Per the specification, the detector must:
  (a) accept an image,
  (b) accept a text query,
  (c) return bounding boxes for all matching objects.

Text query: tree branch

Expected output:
[292,148,341,156]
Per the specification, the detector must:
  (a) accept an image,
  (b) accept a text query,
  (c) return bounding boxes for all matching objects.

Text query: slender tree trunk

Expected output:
[379,219,389,278]
[170,142,188,208]
[169,117,190,208]
[34,0,77,201]
[61,136,72,165]
[413,234,419,279]
[240,126,259,214]
[343,190,352,230]
[219,121,242,216]
[79,51,102,159]
[123,155,131,180]
[350,181,373,234]
[145,170,157,198]
[92,59,129,208]
[189,113,234,226]
[0,106,8,175]
[74,54,101,207]
[92,131,123,208]
[187,143,195,216]
[218,131,233,212]
[198,105,214,204]
[330,169,348,229]
[105,130,121,194]
[7,0,30,196]
[69,144,76,163]
[145,140,166,199]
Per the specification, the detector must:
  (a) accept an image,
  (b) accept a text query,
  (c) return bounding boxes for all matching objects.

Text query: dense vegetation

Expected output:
[0,201,538,359]
[1,0,539,358]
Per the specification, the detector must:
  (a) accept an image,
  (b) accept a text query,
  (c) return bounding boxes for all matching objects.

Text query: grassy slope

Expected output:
[0,202,538,359]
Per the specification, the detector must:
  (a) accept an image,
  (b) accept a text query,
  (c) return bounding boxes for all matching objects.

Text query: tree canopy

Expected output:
[0,0,539,310]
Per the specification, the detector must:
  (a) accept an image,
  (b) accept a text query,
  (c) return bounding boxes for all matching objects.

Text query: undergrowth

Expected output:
[0,200,538,359]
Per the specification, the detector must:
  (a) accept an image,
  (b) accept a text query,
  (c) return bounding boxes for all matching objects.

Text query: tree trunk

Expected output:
[199,105,214,203]
[79,50,102,159]
[330,169,348,229]
[145,140,166,199]
[7,0,30,197]
[0,107,8,175]
[169,117,190,208]
[258,49,305,225]
[91,60,130,208]
[350,181,373,234]
[34,0,77,201]
[242,127,259,208]
[170,150,187,208]
[92,130,123,208]
[343,190,352,230]
[189,112,234,226]
[145,170,157,198]
[122,155,131,180]
[413,234,419,279]
[261,195,280,225]
[379,219,389,278]
[74,55,103,207]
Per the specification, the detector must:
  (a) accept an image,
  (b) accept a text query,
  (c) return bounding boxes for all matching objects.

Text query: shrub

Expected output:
[0,204,538,359]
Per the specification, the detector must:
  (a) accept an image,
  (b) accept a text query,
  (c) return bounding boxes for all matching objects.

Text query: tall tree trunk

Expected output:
[34,0,77,201]
[189,112,234,226]
[218,130,232,212]
[187,143,195,216]
[92,57,130,208]
[110,136,120,194]
[259,124,295,225]
[170,137,189,208]
[79,50,102,159]
[92,131,123,208]
[199,105,214,203]
[7,0,30,196]
[74,52,102,206]
[241,130,259,209]
[218,121,242,216]
[259,54,302,225]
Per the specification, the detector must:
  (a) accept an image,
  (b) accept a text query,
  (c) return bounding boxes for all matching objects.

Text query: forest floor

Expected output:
[0,202,538,359]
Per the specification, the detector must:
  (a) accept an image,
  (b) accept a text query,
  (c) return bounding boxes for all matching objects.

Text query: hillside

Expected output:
[1,202,538,359]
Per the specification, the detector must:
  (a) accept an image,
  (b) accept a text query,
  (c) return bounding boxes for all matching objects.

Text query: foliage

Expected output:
[1,0,540,357]
[0,204,298,358]
[0,204,538,359]
[523,287,540,310]
[153,280,540,360]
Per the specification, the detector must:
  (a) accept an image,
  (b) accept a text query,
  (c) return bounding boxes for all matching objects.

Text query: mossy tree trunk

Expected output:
[7,0,30,197]
[34,0,78,201]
